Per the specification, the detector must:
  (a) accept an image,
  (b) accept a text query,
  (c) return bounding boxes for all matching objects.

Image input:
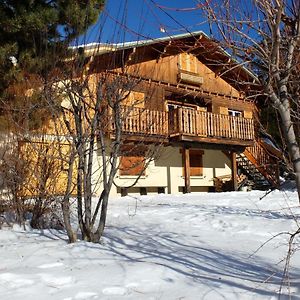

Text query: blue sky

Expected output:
[74,0,210,45]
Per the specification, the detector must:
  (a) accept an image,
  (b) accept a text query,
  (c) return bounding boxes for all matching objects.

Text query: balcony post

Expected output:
[230,151,238,191]
[183,146,191,193]
[178,107,183,134]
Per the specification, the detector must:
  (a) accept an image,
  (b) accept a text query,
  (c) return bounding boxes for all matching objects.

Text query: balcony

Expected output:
[110,106,169,139]
[169,108,254,146]
[110,106,254,146]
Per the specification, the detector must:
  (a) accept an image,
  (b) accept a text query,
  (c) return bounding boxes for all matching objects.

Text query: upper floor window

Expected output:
[228,109,242,117]
[167,102,196,112]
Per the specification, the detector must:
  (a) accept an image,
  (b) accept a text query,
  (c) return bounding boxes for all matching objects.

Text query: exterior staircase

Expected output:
[237,138,281,190]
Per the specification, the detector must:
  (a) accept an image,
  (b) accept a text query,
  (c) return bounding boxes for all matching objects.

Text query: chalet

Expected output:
[10,31,281,199]
[73,31,280,196]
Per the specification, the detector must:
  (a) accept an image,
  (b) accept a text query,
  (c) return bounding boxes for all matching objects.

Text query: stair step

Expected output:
[237,152,274,189]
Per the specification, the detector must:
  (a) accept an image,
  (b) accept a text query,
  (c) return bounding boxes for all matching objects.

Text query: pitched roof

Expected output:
[72,31,259,93]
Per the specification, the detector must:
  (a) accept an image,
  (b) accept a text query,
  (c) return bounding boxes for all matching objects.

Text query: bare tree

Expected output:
[0,39,164,242]
[0,86,67,229]
[44,58,163,243]
[200,0,300,201]
[0,133,26,225]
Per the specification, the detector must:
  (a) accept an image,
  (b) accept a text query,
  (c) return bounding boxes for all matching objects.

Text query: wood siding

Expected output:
[124,54,242,99]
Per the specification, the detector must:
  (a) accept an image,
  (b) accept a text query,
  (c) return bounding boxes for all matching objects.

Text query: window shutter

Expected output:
[243,111,253,119]
[190,150,203,176]
[181,149,204,177]
[179,53,198,74]
[219,107,229,115]
[123,91,145,108]
[119,156,145,176]
[119,145,147,176]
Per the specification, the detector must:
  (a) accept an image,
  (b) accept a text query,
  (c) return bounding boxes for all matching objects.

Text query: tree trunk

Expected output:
[30,197,44,229]
[279,103,300,203]
[296,173,300,203]
[62,198,77,243]
[92,190,109,242]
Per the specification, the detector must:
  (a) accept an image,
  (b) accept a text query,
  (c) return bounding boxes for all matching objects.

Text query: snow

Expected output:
[0,190,300,299]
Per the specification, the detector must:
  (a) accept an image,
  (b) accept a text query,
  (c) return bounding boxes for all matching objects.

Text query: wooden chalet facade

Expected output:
[77,31,280,196]
[13,32,280,198]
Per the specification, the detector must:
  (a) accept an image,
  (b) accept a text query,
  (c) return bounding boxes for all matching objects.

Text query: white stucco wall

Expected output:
[92,144,232,197]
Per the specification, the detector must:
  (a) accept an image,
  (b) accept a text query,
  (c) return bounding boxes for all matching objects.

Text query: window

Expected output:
[167,101,197,112]
[182,149,204,177]
[119,146,146,176]
[228,109,242,117]
[190,150,204,176]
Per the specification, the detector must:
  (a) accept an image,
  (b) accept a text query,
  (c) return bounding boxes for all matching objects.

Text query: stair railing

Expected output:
[243,138,280,187]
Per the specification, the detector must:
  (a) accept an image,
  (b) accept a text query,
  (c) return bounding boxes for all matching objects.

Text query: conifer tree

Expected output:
[0,1,105,227]
[0,0,105,94]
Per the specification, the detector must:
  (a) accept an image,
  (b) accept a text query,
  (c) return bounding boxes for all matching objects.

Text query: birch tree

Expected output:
[201,0,300,201]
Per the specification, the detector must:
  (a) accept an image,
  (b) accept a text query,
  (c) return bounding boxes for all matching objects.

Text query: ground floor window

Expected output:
[119,145,146,176]
[189,149,204,176]
[181,148,204,177]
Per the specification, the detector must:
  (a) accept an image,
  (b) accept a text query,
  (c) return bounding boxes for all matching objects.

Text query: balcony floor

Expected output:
[170,133,254,147]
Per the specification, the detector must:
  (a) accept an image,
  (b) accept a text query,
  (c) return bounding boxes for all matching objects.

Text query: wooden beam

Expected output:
[183,147,191,193]
[126,47,136,64]
[173,142,245,152]
[230,151,238,191]
[173,134,254,147]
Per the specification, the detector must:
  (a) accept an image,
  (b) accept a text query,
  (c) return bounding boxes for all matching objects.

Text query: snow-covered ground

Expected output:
[0,190,300,300]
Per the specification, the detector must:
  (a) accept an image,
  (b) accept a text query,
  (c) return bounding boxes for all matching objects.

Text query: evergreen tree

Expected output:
[0,0,105,93]
[0,0,105,131]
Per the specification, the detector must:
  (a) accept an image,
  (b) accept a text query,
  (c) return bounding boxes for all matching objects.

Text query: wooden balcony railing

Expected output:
[169,108,254,141]
[110,106,169,137]
[110,106,255,142]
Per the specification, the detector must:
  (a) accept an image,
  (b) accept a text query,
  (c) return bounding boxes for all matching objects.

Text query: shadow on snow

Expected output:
[100,225,300,299]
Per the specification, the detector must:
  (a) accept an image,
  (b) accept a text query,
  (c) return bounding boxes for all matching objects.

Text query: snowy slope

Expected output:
[0,190,300,300]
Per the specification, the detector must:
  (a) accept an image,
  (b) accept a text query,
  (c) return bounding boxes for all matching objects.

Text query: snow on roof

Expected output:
[70,30,207,55]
